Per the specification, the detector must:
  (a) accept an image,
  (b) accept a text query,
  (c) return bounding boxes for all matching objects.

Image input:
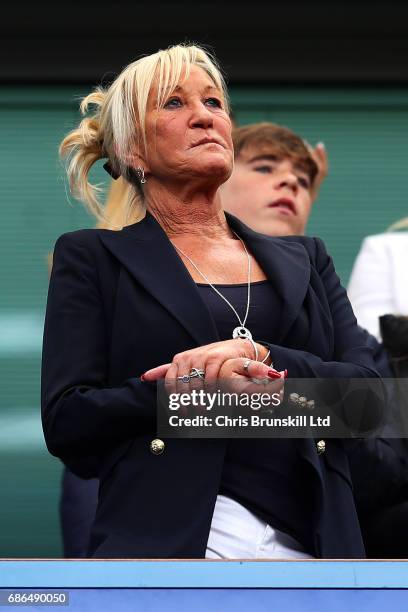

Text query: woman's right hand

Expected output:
[218,357,283,380]
[218,357,286,396]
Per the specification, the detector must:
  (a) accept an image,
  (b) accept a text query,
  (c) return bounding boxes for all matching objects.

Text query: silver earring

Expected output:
[137,167,146,184]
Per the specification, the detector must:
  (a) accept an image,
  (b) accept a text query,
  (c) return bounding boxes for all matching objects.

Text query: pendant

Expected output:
[232,326,253,340]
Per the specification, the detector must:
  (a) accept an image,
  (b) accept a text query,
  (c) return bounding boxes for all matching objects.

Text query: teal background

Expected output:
[1,86,408,557]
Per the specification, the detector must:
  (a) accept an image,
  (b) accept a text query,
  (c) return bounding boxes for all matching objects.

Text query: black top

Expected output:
[196,280,314,553]
[196,279,282,343]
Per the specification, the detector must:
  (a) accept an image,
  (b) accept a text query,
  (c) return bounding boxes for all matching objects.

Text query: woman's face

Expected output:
[140,65,233,188]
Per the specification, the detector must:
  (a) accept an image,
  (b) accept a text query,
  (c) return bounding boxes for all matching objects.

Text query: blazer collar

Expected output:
[99,211,311,346]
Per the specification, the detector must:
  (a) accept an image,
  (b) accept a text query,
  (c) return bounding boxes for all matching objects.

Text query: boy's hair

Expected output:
[232,122,318,186]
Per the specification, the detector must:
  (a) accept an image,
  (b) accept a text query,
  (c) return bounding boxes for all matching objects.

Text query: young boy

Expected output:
[222,122,327,236]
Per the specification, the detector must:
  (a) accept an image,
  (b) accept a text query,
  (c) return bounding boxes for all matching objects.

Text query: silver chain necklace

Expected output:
[172,231,253,341]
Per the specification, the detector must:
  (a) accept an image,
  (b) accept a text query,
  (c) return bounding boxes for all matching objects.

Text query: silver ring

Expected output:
[177,368,205,383]
[243,359,251,373]
[177,374,191,383]
[189,368,205,379]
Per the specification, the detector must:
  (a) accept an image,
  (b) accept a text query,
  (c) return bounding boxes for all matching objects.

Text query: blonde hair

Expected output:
[59,44,229,225]
[96,177,133,230]
[388,217,408,231]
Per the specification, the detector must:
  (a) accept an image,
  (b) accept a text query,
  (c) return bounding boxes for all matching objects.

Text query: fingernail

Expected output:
[317,142,325,148]
[280,369,288,379]
[140,374,146,381]
[267,369,282,379]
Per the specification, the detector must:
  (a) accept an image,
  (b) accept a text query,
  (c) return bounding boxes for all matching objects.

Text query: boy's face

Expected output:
[222,148,313,236]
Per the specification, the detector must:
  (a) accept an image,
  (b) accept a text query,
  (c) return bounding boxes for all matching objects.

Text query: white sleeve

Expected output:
[347,235,394,340]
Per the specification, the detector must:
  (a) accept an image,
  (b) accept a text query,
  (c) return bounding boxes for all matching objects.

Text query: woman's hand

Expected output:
[141,339,271,384]
[144,355,286,413]
[141,341,287,402]
[218,357,285,396]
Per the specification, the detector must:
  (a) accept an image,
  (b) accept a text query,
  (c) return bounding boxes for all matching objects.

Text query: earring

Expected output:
[137,167,146,184]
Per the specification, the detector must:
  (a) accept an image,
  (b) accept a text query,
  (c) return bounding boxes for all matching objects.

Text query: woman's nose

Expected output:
[189,102,214,129]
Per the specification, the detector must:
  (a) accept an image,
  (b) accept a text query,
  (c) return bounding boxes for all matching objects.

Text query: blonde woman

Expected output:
[42,44,381,559]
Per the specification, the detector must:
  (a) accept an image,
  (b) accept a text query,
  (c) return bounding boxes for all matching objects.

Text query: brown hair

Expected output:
[232,122,318,186]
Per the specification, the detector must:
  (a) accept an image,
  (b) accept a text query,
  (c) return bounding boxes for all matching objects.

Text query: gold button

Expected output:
[316,439,326,455]
[150,438,165,455]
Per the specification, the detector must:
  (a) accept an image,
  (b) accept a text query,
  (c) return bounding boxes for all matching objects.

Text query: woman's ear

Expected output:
[114,138,149,175]
[126,151,150,174]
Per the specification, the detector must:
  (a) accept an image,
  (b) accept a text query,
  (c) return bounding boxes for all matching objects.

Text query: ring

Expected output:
[177,368,205,383]
[243,359,251,373]
[177,374,191,383]
[189,368,205,379]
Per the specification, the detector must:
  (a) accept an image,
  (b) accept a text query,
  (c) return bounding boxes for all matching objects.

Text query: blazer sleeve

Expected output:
[41,232,156,460]
[347,235,394,340]
[265,237,381,379]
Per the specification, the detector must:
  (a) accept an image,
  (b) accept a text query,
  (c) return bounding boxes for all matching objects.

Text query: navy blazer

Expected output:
[41,212,381,559]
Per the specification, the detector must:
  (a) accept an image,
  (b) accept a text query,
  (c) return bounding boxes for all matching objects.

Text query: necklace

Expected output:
[172,231,253,341]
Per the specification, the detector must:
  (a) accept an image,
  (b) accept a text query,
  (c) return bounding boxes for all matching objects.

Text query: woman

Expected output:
[42,44,381,559]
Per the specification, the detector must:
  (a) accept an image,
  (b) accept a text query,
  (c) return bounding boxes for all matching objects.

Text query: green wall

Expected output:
[1,86,408,557]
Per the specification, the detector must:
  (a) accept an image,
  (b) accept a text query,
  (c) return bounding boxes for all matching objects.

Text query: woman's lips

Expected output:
[191,138,224,148]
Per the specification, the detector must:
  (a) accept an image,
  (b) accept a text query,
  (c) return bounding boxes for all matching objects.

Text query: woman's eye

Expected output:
[205,97,222,108]
[164,97,182,109]
[254,165,273,174]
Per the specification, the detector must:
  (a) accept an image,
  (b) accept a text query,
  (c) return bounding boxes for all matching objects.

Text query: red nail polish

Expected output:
[140,374,146,381]
[267,369,282,379]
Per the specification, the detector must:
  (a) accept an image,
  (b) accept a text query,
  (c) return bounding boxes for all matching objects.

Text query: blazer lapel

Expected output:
[226,214,311,344]
[99,213,219,347]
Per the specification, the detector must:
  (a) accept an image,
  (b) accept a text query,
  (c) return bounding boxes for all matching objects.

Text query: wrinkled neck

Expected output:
[145,181,231,239]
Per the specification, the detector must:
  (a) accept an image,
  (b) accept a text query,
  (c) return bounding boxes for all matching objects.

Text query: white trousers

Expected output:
[205,494,314,559]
